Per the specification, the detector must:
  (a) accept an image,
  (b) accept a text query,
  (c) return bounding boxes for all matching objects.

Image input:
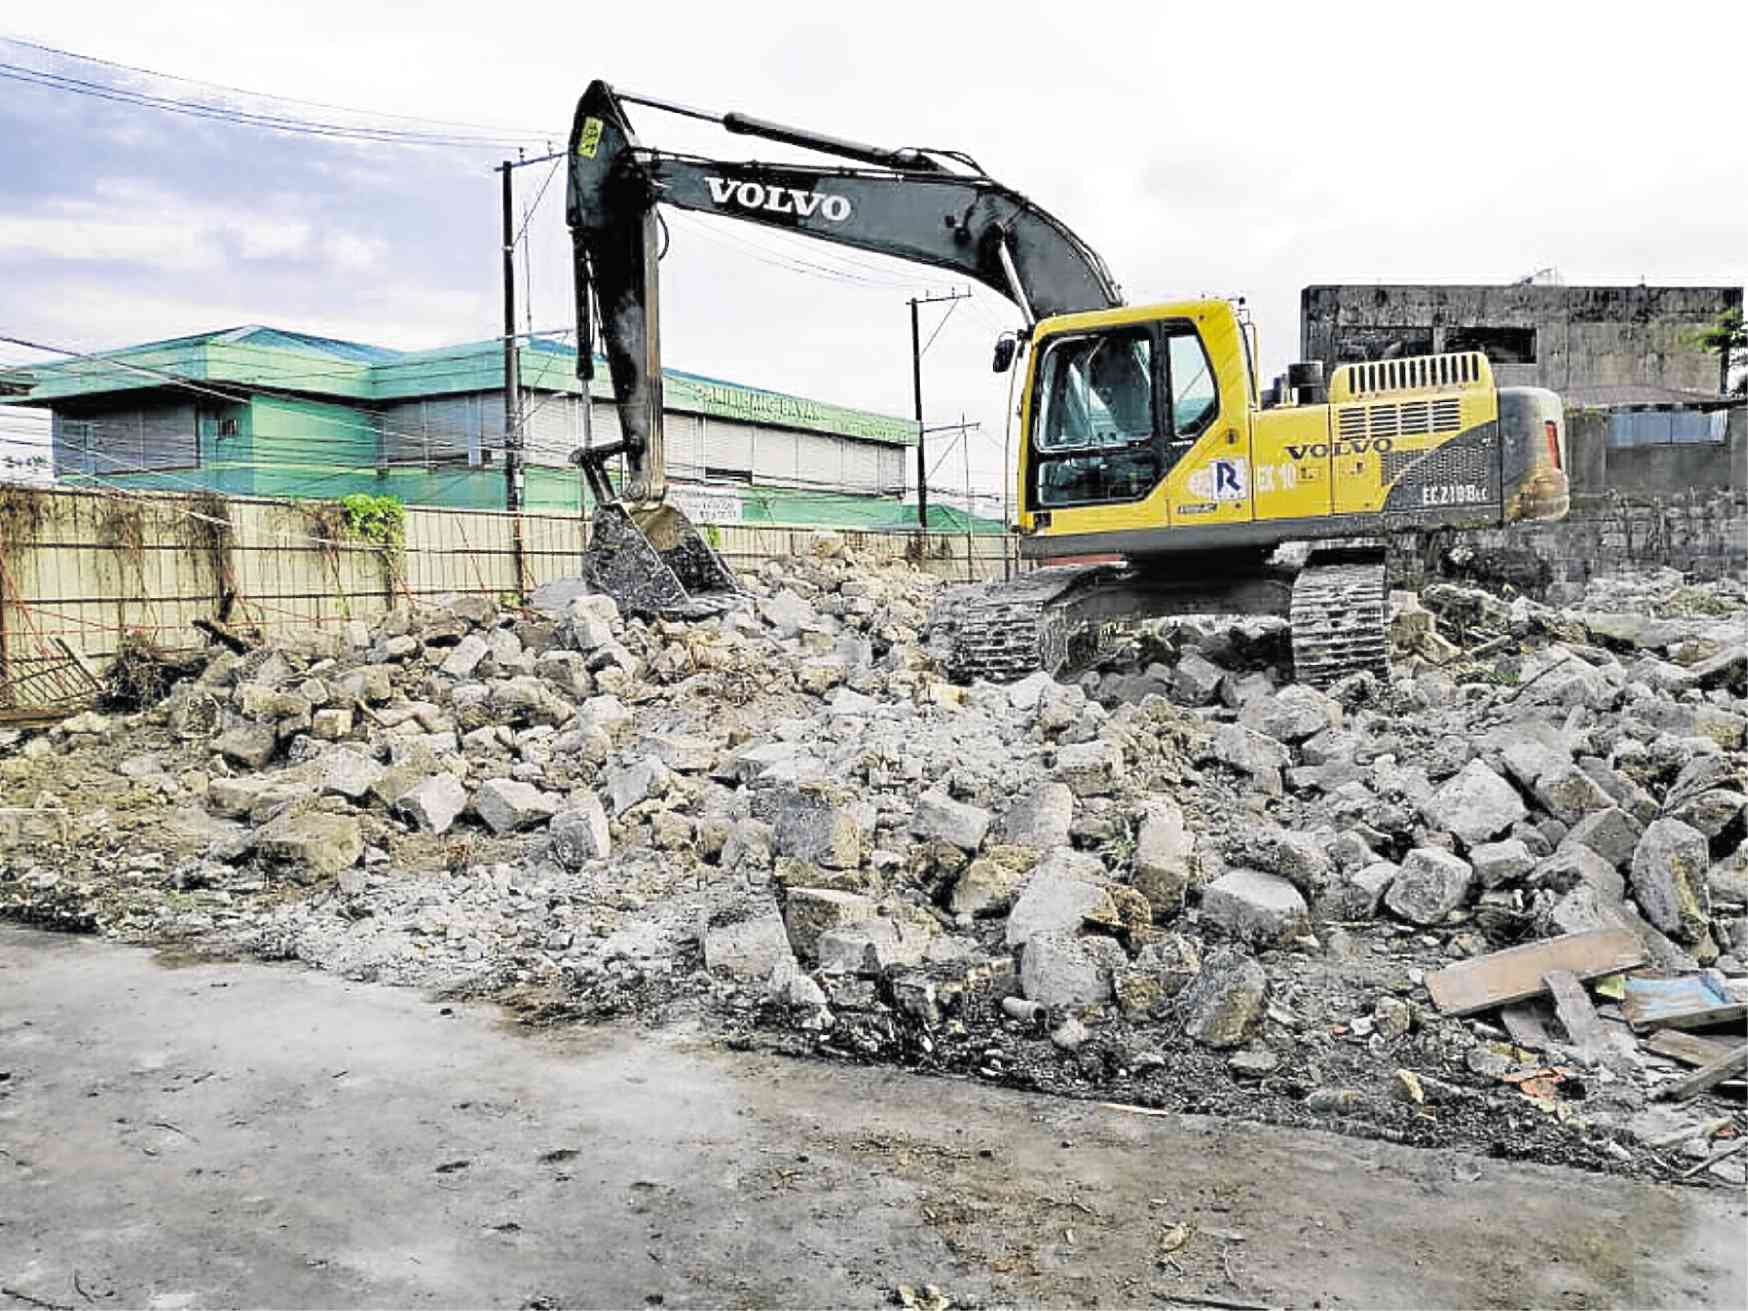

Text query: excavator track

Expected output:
[938,565,1119,684]
[1288,556,1391,688]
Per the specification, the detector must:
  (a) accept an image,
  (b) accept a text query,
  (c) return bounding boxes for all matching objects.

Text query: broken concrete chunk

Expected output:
[255,811,363,879]
[1532,844,1625,903]
[999,781,1074,850]
[1020,930,1114,1007]
[1200,869,1310,947]
[213,724,276,770]
[702,897,795,979]
[1212,721,1290,775]
[720,818,776,873]
[550,795,612,868]
[773,787,865,870]
[1034,681,1087,734]
[1171,651,1226,707]
[1315,861,1398,921]
[1054,738,1125,798]
[1132,799,1195,918]
[603,757,673,816]
[1239,684,1341,743]
[1470,838,1535,888]
[438,634,489,678]
[759,588,817,637]
[1420,759,1527,846]
[1670,790,1747,840]
[1560,806,1644,871]
[573,694,633,740]
[321,749,385,801]
[310,707,353,741]
[1531,761,1615,827]
[1005,670,1055,712]
[782,888,877,963]
[815,919,928,975]
[333,664,393,704]
[1383,847,1475,926]
[1629,818,1713,945]
[534,650,595,701]
[1005,851,1117,947]
[1179,946,1268,1049]
[472,778,560,835]
[1233,828,1331,897]
[949,858,1028,918]
[394,773,468,835]
[910,790,993,852]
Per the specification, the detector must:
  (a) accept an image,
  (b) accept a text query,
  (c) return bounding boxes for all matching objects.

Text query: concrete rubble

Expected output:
[3,547,1746,1186]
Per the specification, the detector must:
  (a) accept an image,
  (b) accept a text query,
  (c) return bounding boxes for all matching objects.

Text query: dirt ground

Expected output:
[2,926,1742,1310]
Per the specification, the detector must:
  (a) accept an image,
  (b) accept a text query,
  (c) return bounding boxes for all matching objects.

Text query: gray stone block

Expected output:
[1200,869,1309,947]
[1383,847,1474,925]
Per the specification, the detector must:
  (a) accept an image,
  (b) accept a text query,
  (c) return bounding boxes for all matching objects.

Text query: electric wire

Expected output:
[0,63,544,150]
[0,34,558,139]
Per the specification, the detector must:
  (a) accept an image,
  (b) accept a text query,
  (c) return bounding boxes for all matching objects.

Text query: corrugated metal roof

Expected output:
[3,324,915,445]
[1565,383,1734,409]
[223,326,403,362]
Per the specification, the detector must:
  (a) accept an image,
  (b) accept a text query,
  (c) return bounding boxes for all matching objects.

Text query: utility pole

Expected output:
[908,289,971,529]
[498,160,522,514]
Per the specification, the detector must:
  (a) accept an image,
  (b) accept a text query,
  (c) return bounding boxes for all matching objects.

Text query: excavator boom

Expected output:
[564,79,1119,612]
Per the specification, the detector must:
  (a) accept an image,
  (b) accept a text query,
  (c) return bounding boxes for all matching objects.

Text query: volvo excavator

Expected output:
[565,80,1570,684]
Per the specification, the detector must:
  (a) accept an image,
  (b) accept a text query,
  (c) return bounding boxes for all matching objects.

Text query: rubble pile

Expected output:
[2,549,1745,1184]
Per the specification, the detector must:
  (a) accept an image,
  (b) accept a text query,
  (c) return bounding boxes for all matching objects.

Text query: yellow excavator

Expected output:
[565,80,1569,683]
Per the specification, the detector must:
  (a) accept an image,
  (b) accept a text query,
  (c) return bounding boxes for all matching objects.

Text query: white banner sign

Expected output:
[667,484,744,525]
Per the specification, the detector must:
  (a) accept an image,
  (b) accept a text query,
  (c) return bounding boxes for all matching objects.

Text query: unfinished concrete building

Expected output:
[1300,283,1741,407]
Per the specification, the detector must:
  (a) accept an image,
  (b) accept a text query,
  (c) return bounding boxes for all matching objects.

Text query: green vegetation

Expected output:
[338,492,407,552]
[1687,307,1746,395]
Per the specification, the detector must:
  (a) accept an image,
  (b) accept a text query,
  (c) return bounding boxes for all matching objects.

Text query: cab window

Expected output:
[1033,329,1159,507]
[1036,331,1154,451]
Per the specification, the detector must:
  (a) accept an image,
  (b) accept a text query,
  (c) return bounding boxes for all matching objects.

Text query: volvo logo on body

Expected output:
[1285,437,1396,460]
[705,176,853,222]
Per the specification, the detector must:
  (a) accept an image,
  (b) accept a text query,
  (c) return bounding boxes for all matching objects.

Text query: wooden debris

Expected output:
[193,616,256,655]
[1646,1030,1738,1068]
[1542,970,1609,1061]
[1622,974,1746,1033]
[1678,1138,1747,1180]
[1426,929,1644,1017]
[1651,1044,1748,1103]
[1500,1000,1553,1050]
[1644,1116,1733,1150]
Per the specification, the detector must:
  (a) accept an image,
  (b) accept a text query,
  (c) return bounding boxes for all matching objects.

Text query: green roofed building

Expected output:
[0,325,943,528]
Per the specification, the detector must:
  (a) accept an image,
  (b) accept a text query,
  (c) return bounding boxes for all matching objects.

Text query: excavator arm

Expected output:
[565,79,1121,506]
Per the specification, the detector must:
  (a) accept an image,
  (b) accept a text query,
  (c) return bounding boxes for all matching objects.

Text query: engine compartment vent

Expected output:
[1332,395,1467,443]
[1332,350,1491,401]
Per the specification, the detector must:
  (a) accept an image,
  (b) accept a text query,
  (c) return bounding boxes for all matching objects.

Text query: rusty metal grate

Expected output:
[0,638,103,723]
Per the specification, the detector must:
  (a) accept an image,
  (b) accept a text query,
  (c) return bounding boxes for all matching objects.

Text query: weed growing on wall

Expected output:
[340,493,408,596]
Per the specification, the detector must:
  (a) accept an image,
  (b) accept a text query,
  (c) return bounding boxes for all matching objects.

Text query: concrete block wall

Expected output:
[1301,284,1742,397]
[1394,489,1748,594]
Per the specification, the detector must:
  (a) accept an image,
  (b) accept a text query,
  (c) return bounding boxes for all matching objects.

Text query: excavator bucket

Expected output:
[582,501,742,620]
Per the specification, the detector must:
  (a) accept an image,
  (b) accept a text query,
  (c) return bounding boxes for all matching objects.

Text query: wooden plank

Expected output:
[1426,929,1645,1018]
[1500,1000,1554,1050]
[1652,1043,1748,1102]
[1679,1139,1747,1180]
[1622,974,1746,1033]
[1543,970,1609,1060]
[1646,1030,1738,1068]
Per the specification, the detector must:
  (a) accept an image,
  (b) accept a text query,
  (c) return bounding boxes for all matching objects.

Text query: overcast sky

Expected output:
[2,1,1744,500]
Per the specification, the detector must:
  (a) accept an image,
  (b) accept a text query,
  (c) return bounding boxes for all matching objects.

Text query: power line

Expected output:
[0,34,558,138]
[920,294,966,357]
[0,60,549,150]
